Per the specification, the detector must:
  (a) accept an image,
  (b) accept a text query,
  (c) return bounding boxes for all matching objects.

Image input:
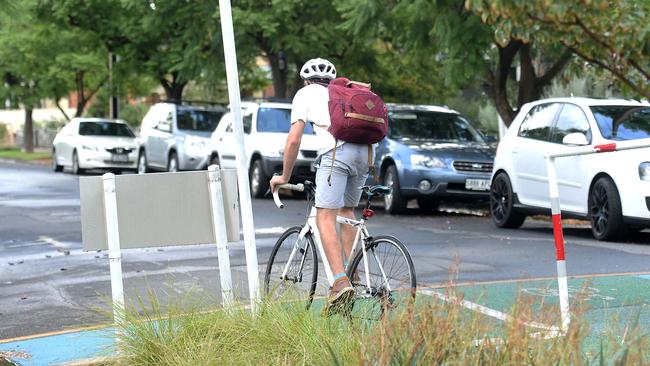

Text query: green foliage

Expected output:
[466,0,650,99]
[0,124,6,142]
[119,103,149,129]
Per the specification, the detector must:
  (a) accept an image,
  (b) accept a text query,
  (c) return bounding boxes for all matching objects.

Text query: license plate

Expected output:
[465,178,490,191]
[111,154,129,163]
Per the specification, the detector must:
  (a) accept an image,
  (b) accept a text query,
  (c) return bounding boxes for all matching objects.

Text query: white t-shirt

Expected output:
[290,83,344,156]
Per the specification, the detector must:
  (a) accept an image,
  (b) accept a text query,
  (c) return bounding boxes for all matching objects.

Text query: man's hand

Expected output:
[270,174,289,194]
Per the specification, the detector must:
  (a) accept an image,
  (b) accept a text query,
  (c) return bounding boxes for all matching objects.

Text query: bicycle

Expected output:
[264,181,416,318]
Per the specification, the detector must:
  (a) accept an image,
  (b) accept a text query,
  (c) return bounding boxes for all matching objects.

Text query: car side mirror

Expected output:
[562,132,589,146]
[484,135,498,143]
[157,123,171,133]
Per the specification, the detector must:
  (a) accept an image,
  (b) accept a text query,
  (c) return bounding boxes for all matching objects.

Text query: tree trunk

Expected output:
[23,107,34,153]
[492,40,522,127]
[517,44,540,108]
[75,71,86,117]
[161,71,187,101]
[268,53,288,99]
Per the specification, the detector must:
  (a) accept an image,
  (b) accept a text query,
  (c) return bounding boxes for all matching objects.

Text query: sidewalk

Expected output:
[0,327,115,366]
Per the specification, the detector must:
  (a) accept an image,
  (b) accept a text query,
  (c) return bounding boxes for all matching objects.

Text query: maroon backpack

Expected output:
[326,78,388,144]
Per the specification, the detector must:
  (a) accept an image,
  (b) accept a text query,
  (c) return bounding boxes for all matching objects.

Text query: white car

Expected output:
[208,101,319,197]
[52,118,139,174]
[490,97,650,241]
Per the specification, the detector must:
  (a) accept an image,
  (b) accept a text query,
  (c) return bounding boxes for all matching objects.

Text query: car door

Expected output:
[217,109,252,169]
[513,103,561,207]
[149,109,174,167]
[548,103,592,213]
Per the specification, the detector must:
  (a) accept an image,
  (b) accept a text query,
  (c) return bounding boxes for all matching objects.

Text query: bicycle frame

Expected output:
[280,205,394,293]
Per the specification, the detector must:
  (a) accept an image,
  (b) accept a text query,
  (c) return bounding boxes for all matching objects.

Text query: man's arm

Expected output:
[270,120,305,192]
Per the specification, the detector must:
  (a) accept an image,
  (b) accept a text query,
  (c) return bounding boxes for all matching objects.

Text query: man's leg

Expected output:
[338,207,356,261]
[316,207,345,276]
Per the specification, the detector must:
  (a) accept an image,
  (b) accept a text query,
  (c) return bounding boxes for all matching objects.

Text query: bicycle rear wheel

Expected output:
[264,226,318,309]
[347,235,416,319]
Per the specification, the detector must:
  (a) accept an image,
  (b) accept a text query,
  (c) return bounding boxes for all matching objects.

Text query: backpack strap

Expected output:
[368,144,378,183]
[327,140,337,186]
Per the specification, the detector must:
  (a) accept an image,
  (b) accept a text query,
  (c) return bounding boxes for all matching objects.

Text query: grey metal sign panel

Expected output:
[80,169,240,251]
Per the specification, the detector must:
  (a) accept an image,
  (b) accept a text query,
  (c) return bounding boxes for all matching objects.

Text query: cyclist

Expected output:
[269,58,372,311]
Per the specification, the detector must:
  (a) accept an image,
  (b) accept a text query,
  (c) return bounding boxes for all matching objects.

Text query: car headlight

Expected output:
[410,154,446,168]
[639,162,650,181]
[81,145,98,152]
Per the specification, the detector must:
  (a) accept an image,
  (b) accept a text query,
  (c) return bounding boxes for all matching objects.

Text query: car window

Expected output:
[177,108,223,132]
[78,122,135,137]
[590,105,650,141]
[256,108,315,134]
[388,111,484,142]
[518,103,560,141]
[243,113,252,134]
[550,104,591,144]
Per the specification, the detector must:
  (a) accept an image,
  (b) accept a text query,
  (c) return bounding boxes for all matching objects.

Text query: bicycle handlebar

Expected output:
[272,183,305,209]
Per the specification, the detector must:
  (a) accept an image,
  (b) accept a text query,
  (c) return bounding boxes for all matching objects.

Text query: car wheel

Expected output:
[250,158,269,198]
[167,152,179,172]
[71,150,85,175]
[589,176,627,241]
[52,148,63,172]
[383,165,406,214]
[417,198,439,211]
[137,150,150,174]
[490,172,526,228]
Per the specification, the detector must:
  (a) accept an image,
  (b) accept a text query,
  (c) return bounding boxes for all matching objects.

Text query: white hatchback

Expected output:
[52,118,139,174]
[490,97,650,241]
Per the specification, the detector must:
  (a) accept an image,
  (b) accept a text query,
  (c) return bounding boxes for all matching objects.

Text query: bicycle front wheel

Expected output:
[347,235,416,318]
[264,226,318,308]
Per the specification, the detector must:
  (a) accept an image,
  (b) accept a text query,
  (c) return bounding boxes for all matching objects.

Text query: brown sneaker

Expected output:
[322,276,354,317]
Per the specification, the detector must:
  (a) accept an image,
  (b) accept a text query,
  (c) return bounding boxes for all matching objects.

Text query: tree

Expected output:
[466,0,650,100]
[340,0,574,126]
[0,1,66,152]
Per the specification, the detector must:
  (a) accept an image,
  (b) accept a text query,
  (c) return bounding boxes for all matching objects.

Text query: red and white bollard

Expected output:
[545,156,571,332]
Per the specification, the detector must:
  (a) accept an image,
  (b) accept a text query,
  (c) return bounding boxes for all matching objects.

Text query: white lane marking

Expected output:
[253,227,287,235]
[417,289,561,333]
[38,236,71,253]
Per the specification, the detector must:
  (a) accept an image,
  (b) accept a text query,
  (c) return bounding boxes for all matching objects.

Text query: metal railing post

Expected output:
[208,165,234,307]
[102,173,125,339]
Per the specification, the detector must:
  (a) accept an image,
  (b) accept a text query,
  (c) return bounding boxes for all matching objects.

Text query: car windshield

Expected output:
[388,110,485,142]
[177,108,223,132]
[78,121,135,137]
[590,105,650,141]
[257,107,315,134]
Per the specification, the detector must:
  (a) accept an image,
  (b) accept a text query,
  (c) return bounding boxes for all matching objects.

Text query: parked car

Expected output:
[52,118,138,174]
[376,104,495,213]
[490,97,650,241]
[208,100,319,197]
[137,102,225,173]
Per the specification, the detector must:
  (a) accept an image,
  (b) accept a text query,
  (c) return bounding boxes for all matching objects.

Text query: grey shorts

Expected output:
[315,143,371,209]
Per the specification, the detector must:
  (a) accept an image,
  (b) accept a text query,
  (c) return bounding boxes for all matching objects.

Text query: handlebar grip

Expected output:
[272,183,305,209]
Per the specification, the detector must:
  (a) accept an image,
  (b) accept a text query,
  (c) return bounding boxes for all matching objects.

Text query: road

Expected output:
[1,160,649,339]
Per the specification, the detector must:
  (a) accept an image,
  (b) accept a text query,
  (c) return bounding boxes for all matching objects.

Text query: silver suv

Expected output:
[137,102,225,173]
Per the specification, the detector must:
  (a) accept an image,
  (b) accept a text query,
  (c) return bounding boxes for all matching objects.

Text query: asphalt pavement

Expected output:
[1,160,649,343]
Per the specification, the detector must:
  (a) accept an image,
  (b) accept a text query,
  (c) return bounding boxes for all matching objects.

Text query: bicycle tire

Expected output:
[264,226,318,309]
[347,235,416,319]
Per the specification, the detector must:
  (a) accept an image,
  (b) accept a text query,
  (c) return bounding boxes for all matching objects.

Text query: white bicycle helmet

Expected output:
[300,58,336,80]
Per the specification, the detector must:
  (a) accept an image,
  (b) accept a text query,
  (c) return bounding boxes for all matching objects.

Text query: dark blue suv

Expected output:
[375,104,496,213]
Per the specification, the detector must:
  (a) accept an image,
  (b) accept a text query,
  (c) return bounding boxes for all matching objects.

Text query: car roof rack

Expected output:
[241,97,291,104]
[163,99,227,108]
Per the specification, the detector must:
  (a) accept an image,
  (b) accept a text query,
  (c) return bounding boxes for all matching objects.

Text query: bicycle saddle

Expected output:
[363,185,392,196]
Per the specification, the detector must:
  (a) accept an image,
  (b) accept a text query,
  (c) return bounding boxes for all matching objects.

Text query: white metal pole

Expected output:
[545,156,570,332]
[208,165,234,307]
[218,0,260,312]
[102,173,125,338]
